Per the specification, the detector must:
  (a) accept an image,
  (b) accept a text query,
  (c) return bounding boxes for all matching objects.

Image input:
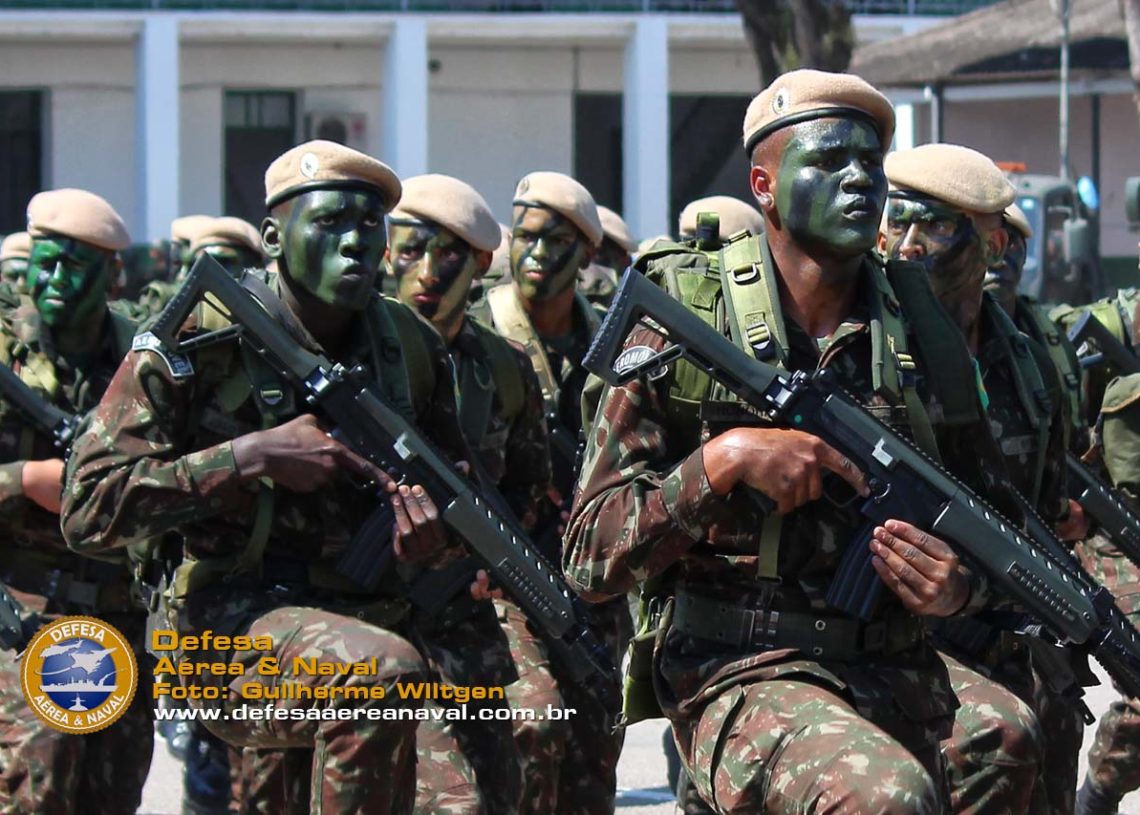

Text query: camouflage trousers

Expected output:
[940,652,1044,814]
[495,598,571,814]
[0,610,152,815]
[547,595,629,815]
[1076,530,1140,800]
[175,588,427,815]
[1033,665,1085,815]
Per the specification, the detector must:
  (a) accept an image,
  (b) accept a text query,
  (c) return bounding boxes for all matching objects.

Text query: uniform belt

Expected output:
[1,558,134,614]
[672,589,924,662]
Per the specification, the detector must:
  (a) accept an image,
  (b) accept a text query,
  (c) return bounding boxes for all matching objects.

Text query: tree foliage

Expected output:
[732,0,855,85]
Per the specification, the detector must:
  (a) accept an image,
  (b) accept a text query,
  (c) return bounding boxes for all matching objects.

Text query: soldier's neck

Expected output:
[768,233,861,339]
[519,284,575,339]
[50,308,107,362]
[277,275,354,358]
[436,312,465,346]
[938,283,985,356]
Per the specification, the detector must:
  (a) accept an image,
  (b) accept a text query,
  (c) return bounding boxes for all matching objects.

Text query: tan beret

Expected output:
[265,140,401,212]
[678,196,765,240]
[597,206,637,252]
[27,188,130,252]
[1003,203,1032,239]
[0,232,31,262]
[743,69,895,155]
[190,217,263,256]
[170,214,214,244]
[513,171,603,247]
[389,174,501,253]
[885,144,1015,215]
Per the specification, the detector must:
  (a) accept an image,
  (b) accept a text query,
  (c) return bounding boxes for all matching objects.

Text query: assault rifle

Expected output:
[583,269,1140,698]
[0,363,80,450]
[0,581,37,652]
[151,256,617,710]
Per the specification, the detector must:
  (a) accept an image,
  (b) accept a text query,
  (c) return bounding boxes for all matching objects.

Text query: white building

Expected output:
[0,1,964,243]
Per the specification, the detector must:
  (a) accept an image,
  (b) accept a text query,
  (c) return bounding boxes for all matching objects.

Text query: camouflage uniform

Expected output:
[0,303,153,815]
[1075,371,1140,810]
[473,284,630,813]
[60,272,476,814]
[564,247,1041,814]
[933,294,1074,814]
[446,315,570,814]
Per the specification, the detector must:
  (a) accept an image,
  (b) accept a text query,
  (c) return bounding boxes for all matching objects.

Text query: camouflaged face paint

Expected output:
[196,244,261,279]
[27,236,111,330]
[883,195,989,311]
[389,219,479,332]
[0,258,27,288]
[510,205,589,302]
[275,189,386,310]
[983,227,1027,315]
[775,118,887,257]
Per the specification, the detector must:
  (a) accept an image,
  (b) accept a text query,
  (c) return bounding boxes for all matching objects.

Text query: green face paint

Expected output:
[274,189,387,310]
[0,258,28,288]
[983,226,1027,313]
[775,118,887,256]
[882,194,990,312]
[26,236,111,329]
[195,244,261,279]
[389,219,479,332]
[510,205,589,302]
[595,239,631,274]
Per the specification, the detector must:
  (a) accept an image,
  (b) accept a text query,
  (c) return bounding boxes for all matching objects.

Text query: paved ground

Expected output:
[138,663,1140,814]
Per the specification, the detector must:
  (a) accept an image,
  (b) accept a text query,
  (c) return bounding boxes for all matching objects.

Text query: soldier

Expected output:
[60,141,473,814]
[577,205,637,307]
[187,216,264,278]
[0,232,30,292]
[469,223,512,304]
[565,69,1041,814]
[388,172,564,813]
[676,195,764,240]
[882,144,1080,814]
[0,189,153,814]
[471,170,628,812]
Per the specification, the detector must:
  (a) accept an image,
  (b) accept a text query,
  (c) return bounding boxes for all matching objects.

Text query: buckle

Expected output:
[745,321,777,362]
[730,263,760,285]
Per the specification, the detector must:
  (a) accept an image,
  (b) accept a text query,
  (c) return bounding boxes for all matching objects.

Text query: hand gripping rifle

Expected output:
[151,256,618,711]
[583,269,1140,699]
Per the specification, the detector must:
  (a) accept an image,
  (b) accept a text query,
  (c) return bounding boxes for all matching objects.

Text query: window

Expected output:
[224,91,297,223]
[0,91,43,235]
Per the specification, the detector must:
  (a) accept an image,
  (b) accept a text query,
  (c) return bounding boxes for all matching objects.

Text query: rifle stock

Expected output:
[583,269,1140,698]
[151,256,618,710]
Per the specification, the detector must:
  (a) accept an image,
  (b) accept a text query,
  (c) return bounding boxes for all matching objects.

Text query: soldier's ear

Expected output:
[750,166,776,216]
[261,217,283,260]
[979,214,1008,267]
[473,249,492,279]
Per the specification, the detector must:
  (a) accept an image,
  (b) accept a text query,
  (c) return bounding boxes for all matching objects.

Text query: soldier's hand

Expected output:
[21,458,65,514]
[231,414,384,492]
[388,482,449,563]
[1055,499,1090,543]
[703,427,869,515]
[870,519,970,617]
[469,569,504,601]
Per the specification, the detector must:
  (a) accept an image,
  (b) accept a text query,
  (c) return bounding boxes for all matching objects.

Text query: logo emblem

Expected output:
[515,176,530,197]
[300,152,321,180]
[21,616,138,734]
[772,88,790,115]
[613,345,668,381]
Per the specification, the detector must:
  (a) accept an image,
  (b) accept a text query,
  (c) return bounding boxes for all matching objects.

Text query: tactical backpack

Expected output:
[457,317,527,450]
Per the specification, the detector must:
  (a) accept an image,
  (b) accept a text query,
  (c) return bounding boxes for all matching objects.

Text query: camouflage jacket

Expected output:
[978,295,1069,523]
[563,258,1006,735]
[61,272,470,601]
[0,304,138,615]
[449,316,552,527]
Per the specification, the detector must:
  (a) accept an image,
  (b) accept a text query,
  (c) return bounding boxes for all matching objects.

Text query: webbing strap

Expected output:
[487,284,560,415]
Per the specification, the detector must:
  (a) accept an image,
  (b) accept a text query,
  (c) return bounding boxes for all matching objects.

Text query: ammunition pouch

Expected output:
[672,588,924,662]
[0,551,135,615]
[620,592,671,726]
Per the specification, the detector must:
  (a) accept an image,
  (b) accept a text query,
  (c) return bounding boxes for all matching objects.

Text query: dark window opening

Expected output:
[225,91,297,223]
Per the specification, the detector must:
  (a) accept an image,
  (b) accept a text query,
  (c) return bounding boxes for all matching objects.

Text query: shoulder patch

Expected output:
[613,345,668,381]
[131,332,195,379]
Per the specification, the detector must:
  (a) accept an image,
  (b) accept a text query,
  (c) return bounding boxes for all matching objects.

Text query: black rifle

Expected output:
[151,256,617,711]
[583,269,1140,698]
[0,363,80,450]
[0,581,38,652]
[1069,311,1137,374]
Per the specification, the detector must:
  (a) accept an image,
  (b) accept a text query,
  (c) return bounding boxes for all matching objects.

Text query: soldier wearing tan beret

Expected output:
[59,141,490,814]
[168,214,213,280]
[577,206,636,308]
[984,202,1033,316]
[0,231,31,291]
[187,215,265,278]
[390,172,567,812]
[677,195,764,241]
[0,190,156,815]
[565,69,1044,815]
[473,170,627,813]
[883,143,1087,814]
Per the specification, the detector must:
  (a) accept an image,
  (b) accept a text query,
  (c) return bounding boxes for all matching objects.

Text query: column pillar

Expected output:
[382,17,429,179]
[622,16,669,241]
[893,102,916,151]
[136,15,180,242]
